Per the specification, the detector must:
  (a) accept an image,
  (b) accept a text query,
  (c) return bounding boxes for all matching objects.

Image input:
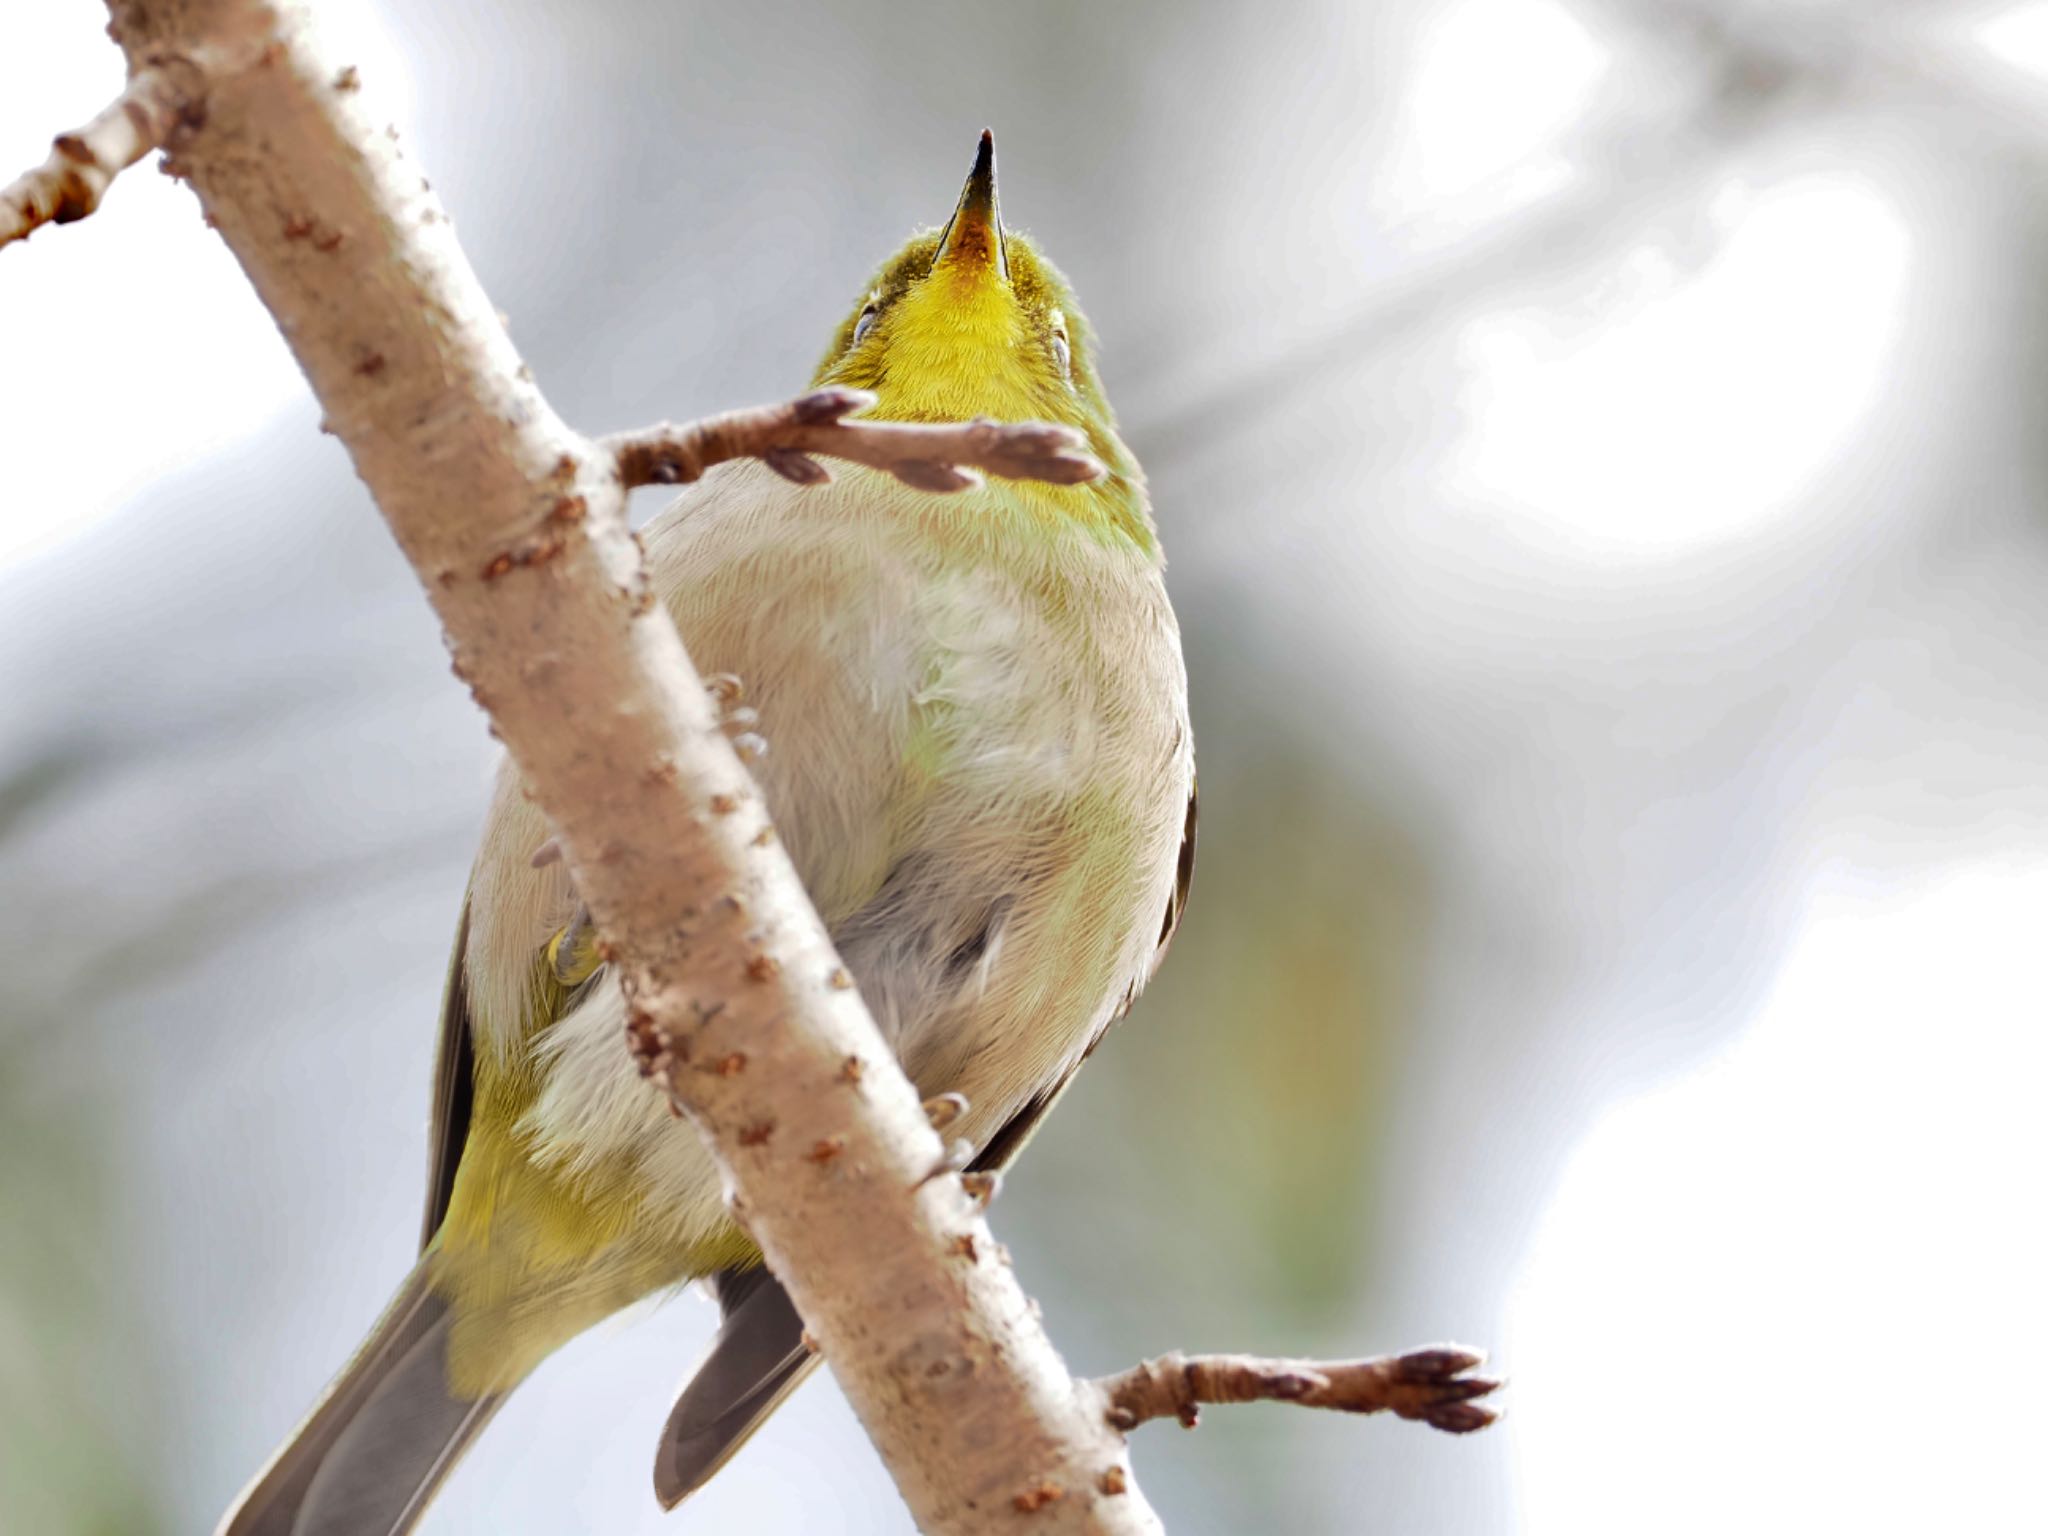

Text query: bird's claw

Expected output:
[549,904,601,986]
[705,674,768,763]
[913,1138,976,1188]
[922,1092,969,1131]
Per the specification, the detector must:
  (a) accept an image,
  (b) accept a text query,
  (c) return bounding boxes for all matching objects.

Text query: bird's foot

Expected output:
[960,1169,1001,1208]
[922,1092,969,1131]
[548,904,602,986]
[914,1137,975,1189]
[704,674,769,764]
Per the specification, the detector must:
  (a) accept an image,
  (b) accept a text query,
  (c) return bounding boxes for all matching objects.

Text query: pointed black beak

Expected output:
[932,129,1008,284]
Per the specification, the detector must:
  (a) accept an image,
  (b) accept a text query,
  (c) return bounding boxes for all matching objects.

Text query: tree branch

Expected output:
[0,56,200,250]
[1094,1346,1502,1436]
[20,3,1498,1530]
[607,386,1105,493]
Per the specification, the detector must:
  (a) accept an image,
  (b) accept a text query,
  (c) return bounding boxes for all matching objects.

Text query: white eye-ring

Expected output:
[1051,322,1071,382]
[852,303,879,346]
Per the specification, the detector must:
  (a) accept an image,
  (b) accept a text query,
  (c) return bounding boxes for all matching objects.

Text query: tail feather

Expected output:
[218,1260,508,1536]
[653,1268,821,1509]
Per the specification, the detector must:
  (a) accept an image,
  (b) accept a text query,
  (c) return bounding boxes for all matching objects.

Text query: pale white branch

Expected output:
[1,56,199,250]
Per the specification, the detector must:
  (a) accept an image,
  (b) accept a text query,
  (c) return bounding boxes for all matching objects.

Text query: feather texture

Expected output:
[216,1262,504,1536]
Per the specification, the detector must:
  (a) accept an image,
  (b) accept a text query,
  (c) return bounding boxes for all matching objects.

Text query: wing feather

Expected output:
[419,899,476,1250]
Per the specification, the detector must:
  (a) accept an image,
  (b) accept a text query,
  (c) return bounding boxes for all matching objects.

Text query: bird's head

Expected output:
[813,131,1151,551]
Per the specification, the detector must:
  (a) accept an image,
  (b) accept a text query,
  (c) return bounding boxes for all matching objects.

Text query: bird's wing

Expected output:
[1154,775,1199,979]
[420,897,476,1251]
[973,775,1196,1175]
[650,780,1198,1505]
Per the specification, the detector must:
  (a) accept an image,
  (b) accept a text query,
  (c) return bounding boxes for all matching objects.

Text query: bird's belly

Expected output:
[520,467,1185,1239]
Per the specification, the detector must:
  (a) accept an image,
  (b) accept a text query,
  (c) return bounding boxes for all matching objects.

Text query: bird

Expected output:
[219,129,1196,1536]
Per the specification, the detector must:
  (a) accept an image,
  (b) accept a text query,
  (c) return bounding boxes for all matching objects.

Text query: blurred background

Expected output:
[4,1,2046,1531]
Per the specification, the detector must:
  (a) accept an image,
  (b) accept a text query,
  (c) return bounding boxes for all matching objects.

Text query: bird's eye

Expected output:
[1051,327,1071,382]
[852,304,879,346]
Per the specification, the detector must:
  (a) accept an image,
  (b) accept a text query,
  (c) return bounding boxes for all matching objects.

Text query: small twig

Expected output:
[1095,1345,1502,1436]
[1,60,198,251]
[605,387,1105,494]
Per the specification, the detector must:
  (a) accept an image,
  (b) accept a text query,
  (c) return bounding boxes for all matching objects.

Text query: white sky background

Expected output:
[5,2,2046,1532]
[1510,859,2048,1535]
[1381,4,2048,1531]
[1980,0,2048,74]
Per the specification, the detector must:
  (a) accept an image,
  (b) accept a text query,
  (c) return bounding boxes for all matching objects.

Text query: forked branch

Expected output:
[1,58,199,250]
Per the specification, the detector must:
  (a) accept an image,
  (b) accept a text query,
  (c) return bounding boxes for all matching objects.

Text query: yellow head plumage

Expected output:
[814,131,1152,552]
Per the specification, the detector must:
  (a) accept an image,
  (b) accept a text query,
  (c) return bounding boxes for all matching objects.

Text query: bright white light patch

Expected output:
[0,3,414,573]
[1384,0,1607,225]
[1508,861,2048,1534]
[1978,4,2048,78]
[1457,176,1910,561]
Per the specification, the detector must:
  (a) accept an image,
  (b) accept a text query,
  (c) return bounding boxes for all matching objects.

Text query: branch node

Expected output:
[765,446,831,485]
[3,59,204,248]
[789,386,874,424]
[891,459,980,494]
[960,1169,1001,1208]
[1012,1481,1064,1514]
[1093,1344,1502,1439]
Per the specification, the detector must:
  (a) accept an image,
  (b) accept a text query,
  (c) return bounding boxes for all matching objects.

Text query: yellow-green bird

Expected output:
[221,131,1195,1536]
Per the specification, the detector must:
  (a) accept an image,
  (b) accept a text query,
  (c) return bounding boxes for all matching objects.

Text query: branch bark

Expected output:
[21,3,1498,1530]
[608,385,1105,494]
[0,56,201,248]
[1094,1346,1502,1436]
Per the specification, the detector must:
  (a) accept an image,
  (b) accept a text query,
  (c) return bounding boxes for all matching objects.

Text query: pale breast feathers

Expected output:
[467,461,1190,1224]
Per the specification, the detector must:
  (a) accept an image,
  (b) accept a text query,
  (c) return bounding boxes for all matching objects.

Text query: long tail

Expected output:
[653,1267,821,1509]
[218,1259,509,1536]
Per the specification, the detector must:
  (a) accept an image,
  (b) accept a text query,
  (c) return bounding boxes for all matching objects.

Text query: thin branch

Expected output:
[606,386,1104,493]
[0,58,197,251]
[1095,1346,1503,1437]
